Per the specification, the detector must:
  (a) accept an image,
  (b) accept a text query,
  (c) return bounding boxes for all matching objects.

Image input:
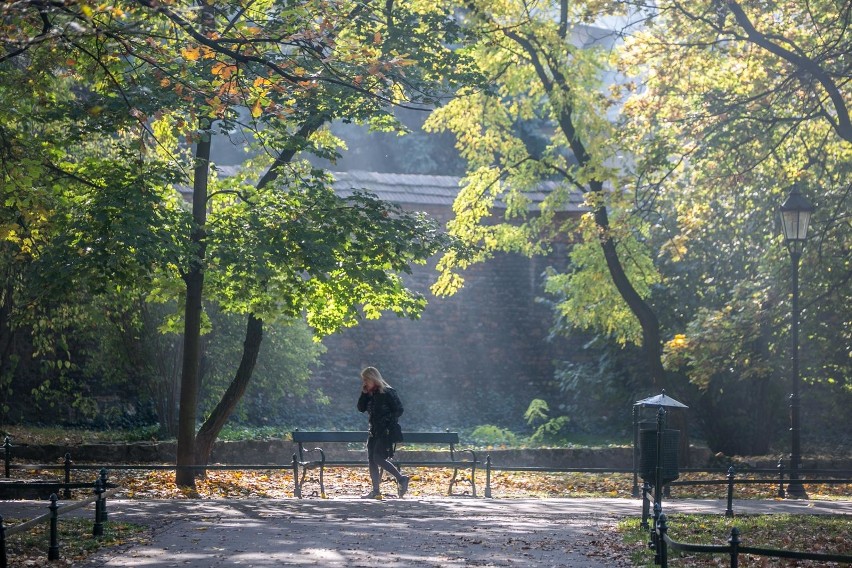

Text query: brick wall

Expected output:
[312,203,582,432]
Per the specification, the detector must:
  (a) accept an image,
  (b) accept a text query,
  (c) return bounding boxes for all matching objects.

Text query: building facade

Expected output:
[313,171,585,431]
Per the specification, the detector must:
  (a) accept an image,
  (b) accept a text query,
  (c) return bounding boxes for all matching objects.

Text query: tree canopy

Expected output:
[2,0,478,484]
[426,0,849,453]
[2,0,848,459]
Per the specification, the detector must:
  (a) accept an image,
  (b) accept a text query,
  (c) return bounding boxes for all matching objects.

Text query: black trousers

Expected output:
[367,435,404,491]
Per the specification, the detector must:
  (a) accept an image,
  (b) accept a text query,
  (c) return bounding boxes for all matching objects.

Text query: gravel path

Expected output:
[2,497,849,567]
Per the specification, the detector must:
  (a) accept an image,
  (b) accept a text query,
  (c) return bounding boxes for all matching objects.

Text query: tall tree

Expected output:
[618,0,851,451]
[425,0,849,456]
[427,1,670,385]
[2,0,477,486]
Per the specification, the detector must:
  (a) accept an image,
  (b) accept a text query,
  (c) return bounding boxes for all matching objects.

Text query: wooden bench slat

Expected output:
[291,431,367,443]
[291,431,460,445]
[397,432,459,444]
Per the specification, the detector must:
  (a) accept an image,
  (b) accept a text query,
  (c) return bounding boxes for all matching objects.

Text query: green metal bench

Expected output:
[290,430,478,498]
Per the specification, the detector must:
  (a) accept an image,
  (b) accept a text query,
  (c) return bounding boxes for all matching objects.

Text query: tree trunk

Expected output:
[194,314,264,467]
[172,113,326,486]
[592,203,666,385]
[592,193,690,466]
[501,11,690,464]
[175,129,211,488]
[0,275,17,424]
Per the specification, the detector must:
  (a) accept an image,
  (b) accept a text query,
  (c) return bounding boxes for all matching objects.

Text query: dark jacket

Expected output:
[357,387,404,438]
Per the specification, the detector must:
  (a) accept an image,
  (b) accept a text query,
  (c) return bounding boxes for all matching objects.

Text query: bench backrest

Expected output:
[291,431,460,445]
[292,431,368,444]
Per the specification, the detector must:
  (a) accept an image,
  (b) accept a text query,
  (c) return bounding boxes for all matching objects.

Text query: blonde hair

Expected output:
[361,366,390,393]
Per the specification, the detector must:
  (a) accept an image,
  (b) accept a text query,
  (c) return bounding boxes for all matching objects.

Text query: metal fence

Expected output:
[3,436,851,504]
[3,434,852,566]
[641,408,852,567]
[650,504,852,567]
[0,478,119,568]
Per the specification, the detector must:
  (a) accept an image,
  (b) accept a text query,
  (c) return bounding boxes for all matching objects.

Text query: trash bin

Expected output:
[639,428,680,485]
[632,390,688,496]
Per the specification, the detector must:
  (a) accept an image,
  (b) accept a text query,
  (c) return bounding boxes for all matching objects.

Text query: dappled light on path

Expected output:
[74,499,633,567]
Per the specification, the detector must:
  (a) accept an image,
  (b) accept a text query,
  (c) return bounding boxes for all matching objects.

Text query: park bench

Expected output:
[290,430,477,498]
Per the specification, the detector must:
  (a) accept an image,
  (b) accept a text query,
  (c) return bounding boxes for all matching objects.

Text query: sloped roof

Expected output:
[331,171,460,206]
[181,168,586,212]
[331,170,586,212]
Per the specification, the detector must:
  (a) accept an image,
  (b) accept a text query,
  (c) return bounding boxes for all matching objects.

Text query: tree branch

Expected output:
[725,0,852,143]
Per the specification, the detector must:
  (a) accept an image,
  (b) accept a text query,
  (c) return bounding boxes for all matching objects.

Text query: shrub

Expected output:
[467,424,518,446]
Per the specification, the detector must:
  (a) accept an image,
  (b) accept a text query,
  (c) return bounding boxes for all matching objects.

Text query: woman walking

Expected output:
[357,366,410,499]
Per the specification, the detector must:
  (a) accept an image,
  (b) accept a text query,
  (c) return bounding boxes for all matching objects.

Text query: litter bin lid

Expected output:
[634,390,688,408]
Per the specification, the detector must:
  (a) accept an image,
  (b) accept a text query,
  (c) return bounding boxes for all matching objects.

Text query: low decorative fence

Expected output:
[3,431,852,566]
[0,477,119,568]
[649,503,852,567]
[636,463,852,528]
[641,407,851,567]
[3,435,851,504]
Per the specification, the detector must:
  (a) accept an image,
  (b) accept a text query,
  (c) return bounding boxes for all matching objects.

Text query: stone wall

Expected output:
[0,441,719,470]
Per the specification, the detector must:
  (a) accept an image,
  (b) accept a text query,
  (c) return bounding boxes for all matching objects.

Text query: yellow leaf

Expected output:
[182,46,201,61]
[373,31,382,44]
[250,100,263,118]
[212,62,237,79]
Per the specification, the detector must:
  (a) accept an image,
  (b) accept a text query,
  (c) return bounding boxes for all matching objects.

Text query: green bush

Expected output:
[525,399,572,445]
[467,424,518,446]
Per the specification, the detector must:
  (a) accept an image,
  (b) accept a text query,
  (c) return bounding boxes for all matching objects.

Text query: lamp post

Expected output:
[779,184,813,499]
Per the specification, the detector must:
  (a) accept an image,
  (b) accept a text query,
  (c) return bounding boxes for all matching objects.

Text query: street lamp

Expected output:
[779,184,814,499]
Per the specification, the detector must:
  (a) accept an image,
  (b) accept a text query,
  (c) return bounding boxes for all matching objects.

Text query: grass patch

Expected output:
[619,513,851,567]
[3,518,146,566]
[1,425,163,445]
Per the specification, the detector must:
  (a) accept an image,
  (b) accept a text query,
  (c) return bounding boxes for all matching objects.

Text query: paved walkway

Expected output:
[2,497,850,567]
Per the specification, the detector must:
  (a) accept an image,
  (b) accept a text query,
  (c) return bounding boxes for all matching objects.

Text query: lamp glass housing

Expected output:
[779,187,814,255]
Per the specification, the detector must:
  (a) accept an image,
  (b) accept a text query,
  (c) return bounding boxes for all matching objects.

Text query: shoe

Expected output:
[361,490,381,499]
[398,475,410,498]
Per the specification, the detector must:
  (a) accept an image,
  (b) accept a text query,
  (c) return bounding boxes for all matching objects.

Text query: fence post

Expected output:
[654,407,666,513]
[725,466,736,518]
[657,513,668,568]
[729,526,740,568]
[100,469,109,521]
[63,453,73,499]
[632,404,640,497]
[48,494,59,561]
[650,501,662,562]
[1,514,7,568]
[292,454,301,499]
[93,479,104,537]
[484,455,492,498]
[640,482,650,529]
[777,457,786,498]
[3,437,10,478]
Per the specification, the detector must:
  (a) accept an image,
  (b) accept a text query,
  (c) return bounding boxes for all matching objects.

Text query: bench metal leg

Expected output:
[449,467,477,497]
[449,468,459,496]
[296,448,326,498]
[292,454,301,499]
[448,450,478,497]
